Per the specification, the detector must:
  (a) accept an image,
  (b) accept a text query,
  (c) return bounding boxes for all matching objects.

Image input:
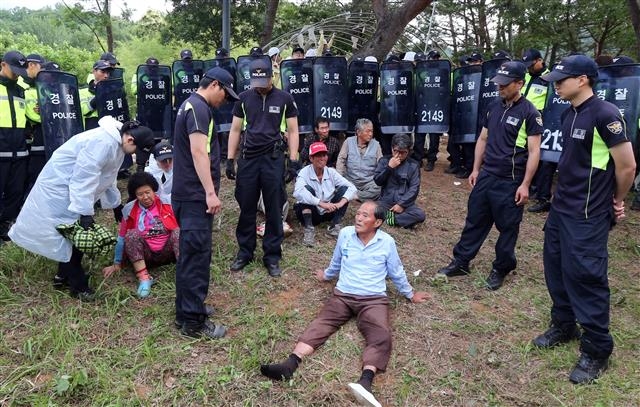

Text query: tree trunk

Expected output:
[260,0,280,47]
[103,0,114,52]
[628,0,640,60]
[352,0,432,61]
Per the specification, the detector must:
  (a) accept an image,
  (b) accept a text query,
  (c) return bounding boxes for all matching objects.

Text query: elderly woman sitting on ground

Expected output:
[102,172,179,297]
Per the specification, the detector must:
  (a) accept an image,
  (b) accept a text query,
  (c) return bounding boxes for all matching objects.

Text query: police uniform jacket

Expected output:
[0,74,28,160]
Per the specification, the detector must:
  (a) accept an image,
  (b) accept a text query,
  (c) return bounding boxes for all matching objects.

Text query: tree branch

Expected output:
[61,0,106,52]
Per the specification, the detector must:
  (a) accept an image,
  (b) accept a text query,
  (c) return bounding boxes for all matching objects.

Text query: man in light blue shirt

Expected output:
[294,141,357,246]
[260,201,429,407]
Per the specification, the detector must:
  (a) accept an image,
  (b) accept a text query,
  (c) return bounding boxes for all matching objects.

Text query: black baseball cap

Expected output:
[215,47,229,58]
[2,50,28,76]
[43,60,61,71]
[415,51,427,61]
[493,50,511,60]
[26,54,46,64]
[100,52,119,65]
[180,49,193,60]
[612,55,634,65]
[541,54,598,82]
[427,50,440,60]
[521,49,542,67]
[204,67,239,100]
[153,141,173,161]
[249,58,272,88]
[466,51,483,62]
[491,61,526,85]
[249,46,263,56]
[93,60,113,70]
[145,57,159,65]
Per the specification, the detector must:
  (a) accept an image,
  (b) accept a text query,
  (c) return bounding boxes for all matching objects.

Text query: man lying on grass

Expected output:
[259,200,429,407]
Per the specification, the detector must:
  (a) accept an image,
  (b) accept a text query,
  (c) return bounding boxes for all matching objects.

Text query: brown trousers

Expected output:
[298,289,392,371]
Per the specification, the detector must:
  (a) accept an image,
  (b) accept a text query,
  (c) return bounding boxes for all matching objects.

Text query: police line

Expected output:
[36,56,640,163]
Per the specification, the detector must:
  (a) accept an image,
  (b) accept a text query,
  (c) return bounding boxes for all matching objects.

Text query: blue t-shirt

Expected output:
[480,96,543,180]
[172,93,215,201]
[232,87,298,154]
[553,95,629,219]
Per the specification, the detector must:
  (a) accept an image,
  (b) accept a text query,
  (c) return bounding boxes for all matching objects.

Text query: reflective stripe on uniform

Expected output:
[0,151,29,157]
[30,145,45,151]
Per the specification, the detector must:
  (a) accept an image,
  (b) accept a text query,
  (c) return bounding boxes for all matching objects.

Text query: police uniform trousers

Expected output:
[235,153,285,265]
[0,157,28,231]
[452,171,523,272]
[172,199,214,329]
[532,160,557,201]
[413,133,442,164]
[543,208,613,359]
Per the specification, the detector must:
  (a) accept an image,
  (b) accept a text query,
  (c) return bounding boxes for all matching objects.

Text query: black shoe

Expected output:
[528,199,551,213]
[265,263,282,278]
[631,198,640,211]
[532,324,581,348]
[455,169,471,179]
[485,269,508,291]
[70,288,96,302]
[569,353,609,384]
[444,165,460,174]
[174,304,215,329]
[0,220,11,241]
[181,319,227,339]
[437,260,469,277]
[52,274,69,290]
[425,161,435,172]
[230,257,251,272]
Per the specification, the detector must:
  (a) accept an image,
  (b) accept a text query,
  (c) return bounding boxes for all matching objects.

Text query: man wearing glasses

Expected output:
[436,61,542,291]
[533,55,636,384]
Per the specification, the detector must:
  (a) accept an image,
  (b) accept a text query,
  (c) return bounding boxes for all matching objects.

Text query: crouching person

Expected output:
[260,201,429,407]
[293,142,357,246]
[102,172,179,298]
[374,133,426,229]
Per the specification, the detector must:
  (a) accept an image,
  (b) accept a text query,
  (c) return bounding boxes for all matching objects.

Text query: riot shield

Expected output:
[595,63,640,151]
[96,78,130,122]
[478,58,509,124]
[172,59,205,110]
[280,58,314,133]
[540,85,571,162]
[236,55,272,93]
[379,60,414,134]
[136,64,172,142]
[111,67,124,80]
[414,59,451,134]
[36,71,84,160]
[313,56,349,131]
[204,57,238,133]
[451,64,482,143]
[347,60,379,132]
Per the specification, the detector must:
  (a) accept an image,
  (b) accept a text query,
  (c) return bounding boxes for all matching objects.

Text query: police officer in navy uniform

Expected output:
[172,67,239,339]
[521,49,555,213]
[0,51,29,243]
[436,61,542,290]
[533,55,636,384]
[227,58,299,277]
[21,54,46,196]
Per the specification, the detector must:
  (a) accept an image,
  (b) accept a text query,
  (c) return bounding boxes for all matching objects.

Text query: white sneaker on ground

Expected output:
[303,226,315,247]
[347,383,382,407]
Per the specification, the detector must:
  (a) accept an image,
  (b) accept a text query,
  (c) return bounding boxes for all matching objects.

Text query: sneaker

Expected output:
[52,274,69,290]
[256,222,266,238]
[283,221,293,237]
[527,199,551,213]
[327,224,341,237]
[347,382,382,407]
[569,353,609,384]
[70,288,96,302]
[303,226,315,247]
[137,279,153,298]
[532,324,581,348]
[485,269,508,291]
[175,304,215,329]
[181,319,227,339]
[630,198,640,211]
[455,168,471,179]
[425,161,435,172]
[437,259,470,277]
[444,165,460,174]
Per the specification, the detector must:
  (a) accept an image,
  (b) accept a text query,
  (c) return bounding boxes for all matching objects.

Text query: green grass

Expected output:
[1,169,639,406]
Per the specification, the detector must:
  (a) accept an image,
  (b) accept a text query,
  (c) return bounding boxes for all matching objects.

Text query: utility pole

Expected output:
[222,0,230,50]
[424,1,438,53]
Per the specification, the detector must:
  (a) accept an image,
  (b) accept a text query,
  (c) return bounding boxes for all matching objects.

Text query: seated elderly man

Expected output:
[374,133,426,229]
[259,201,429,407]
[337,118,382,201]
[294,142,357,246]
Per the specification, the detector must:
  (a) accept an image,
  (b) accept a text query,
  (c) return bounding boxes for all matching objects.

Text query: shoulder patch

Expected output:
[606,121,623,135]
[536,116,543,127]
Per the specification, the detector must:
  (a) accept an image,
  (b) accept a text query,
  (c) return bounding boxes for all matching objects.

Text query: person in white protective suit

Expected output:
[8,116,156,301]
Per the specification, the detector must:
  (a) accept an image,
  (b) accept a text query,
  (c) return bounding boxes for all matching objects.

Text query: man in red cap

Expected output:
[293,141,357,246]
